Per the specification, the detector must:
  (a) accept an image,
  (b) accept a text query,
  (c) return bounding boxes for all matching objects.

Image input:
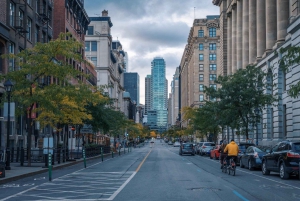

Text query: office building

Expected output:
[124,72,140,105]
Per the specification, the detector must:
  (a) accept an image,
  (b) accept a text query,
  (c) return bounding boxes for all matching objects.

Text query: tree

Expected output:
[1,33,95,165]
[279,46,300,98]
[205,65,277,139]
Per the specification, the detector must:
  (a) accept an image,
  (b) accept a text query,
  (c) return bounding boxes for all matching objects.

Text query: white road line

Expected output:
[202,157,300,190]
[108,172,137,200]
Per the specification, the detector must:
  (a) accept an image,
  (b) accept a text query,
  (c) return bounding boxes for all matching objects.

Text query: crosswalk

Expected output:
[3,170,136,201]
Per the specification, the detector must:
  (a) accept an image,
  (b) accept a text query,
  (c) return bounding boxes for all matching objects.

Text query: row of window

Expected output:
[199,54,217,61]
[199,84,216,92]
[198,28,217,38]
[85,41,97,51]
[199,74,216,81]
[199,94,216,102]
[199,64,217,71]
[199,43,217,50]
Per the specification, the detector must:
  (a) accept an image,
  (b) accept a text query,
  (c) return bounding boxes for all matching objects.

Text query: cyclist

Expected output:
[223,139,239,168]
[218,140,228,169]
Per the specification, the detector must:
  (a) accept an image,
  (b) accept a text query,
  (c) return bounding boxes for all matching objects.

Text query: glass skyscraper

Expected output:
[151,57,168,130]
[124,72,140,105]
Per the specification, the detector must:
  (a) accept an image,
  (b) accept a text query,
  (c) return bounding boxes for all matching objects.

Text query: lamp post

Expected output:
[4,79,13,170]
[254,108,259,146]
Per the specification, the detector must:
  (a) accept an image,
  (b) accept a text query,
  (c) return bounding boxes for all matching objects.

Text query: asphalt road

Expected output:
[0,140,299,201]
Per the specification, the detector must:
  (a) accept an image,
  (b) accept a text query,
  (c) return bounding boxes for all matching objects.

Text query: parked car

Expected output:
[237,142,255,165]
[261,141,300,179]
[210,145,221,160]
[168,141,173,145]
[179,143,195,156]
[199,142,215,156]
[240,146,270,170]
[173,141,181,147]
[195,142,204,154]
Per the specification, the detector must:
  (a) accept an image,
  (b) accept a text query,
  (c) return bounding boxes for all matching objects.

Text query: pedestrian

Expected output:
[219,140,228,169]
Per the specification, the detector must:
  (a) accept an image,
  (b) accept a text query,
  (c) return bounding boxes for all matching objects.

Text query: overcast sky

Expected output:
[84,0,219,104]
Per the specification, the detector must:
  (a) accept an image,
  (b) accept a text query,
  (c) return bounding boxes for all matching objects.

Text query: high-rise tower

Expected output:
[145,75,151,115]
[151,57,168,130]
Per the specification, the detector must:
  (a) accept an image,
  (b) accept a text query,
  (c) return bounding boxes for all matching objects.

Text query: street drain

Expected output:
[188,187,221,191]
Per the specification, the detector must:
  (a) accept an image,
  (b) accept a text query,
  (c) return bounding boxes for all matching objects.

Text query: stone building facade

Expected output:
[213,0,300,145]
[179,16,221,127]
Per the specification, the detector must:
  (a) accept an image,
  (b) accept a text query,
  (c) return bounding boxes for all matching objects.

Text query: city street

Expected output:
[0,140,299,201]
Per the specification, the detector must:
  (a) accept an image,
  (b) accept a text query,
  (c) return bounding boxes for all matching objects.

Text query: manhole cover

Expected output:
[188,187,221,191]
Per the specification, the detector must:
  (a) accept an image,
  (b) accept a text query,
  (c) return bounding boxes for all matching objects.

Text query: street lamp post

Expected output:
[4,79,13,170]
[254,108,259,146]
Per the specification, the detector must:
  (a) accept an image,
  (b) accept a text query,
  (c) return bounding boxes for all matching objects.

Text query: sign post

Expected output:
[48,153,52,181]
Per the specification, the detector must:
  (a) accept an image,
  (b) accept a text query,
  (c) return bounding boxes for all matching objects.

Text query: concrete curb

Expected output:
[0,152,116,185]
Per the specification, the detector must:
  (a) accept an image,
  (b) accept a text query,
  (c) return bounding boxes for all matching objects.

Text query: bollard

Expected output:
[83,149,86,168]
[101,147,103,162]
[48,153,52,181]
[20,147,24,166]
[16,147,20,162]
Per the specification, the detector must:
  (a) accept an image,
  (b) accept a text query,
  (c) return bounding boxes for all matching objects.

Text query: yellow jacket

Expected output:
[224,141,239,156]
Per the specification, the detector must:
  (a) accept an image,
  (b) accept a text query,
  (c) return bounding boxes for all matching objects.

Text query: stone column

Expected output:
[265,0,277,53]
[236,0,243,70]
[242,0,249,69]
[227,12,232,75]
[249,0,257,64]
[256,0,266,60]
[232,4,237,73]
[277,0,289,44]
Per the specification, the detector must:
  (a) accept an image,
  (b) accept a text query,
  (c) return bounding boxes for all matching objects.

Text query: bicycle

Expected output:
[227,157,236,176]
[221,158,227,173]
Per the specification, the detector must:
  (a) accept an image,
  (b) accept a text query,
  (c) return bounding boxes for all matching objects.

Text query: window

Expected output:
[9,2,15,26]
[199,64,204,71]
[42,31,46,43]
[35,0,40,13]
[209,54,217,61]
[199,94,204,102]
[198,30,204,37]
[209,84,217,90]
[91,57,97,66]
[85,41,97,51]
[27,18,32,40]
[9,43,15,72]
[48,8,52,27]
[209,74,216,81]
[199,74,204,81]
[87,26,94,35]
[199,84,204,92]
[199,54,204,61]
[18,10,24,27]
[209,28,216,37]
[209,43,216,50]
[27,0,32,6]
[35,26,40,43]
[209,64,216,71]
[199,43,204,50]
[210,96,216,101]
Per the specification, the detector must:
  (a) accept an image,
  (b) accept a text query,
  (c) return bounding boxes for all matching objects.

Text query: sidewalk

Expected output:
[0,152,112,185]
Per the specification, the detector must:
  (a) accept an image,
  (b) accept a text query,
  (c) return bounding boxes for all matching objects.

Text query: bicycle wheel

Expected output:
[232,166,236,176]
[228,167,231,175]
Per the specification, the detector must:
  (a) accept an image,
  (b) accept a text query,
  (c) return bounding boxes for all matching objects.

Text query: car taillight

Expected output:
[202,146,206,148]
[287,152,300,158]
[254,152,258,158]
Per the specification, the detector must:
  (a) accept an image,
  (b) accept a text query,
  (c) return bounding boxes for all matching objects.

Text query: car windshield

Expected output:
[293,143,300,152]
[183,144,193,148]
[254,147,264,152]
[204,143,215,146]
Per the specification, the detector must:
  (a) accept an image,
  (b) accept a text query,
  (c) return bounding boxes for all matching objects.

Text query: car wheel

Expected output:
[262,160,270,175]
[240,159,244,168]
[248,160,253,171]
[279,163,289,180]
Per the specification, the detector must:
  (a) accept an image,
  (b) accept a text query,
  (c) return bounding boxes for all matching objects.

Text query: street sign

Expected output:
[80,124,93,133]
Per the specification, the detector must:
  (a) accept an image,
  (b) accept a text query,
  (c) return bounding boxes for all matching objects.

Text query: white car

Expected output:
[173,141,181,147]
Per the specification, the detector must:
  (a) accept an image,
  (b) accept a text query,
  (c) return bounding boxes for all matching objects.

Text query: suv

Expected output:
[179,143,195,156]
[199,142,215,156]
[262,141,300,179]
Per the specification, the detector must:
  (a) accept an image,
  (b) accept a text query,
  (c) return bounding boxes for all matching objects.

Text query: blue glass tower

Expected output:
[151,57,168,130]
[124,72,140,105]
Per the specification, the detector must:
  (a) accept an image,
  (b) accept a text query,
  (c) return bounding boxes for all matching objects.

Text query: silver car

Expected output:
[195,142,204,154]
[199,142,216,156]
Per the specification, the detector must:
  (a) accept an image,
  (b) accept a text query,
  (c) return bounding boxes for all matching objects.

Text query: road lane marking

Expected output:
[233,190,249,201]
[136,149,152,172]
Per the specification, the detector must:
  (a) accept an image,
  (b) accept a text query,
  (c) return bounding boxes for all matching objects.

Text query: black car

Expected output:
[262,141,300,179]
[240,146,270,170]
[237,142,255,165]
[179,143,195,156]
